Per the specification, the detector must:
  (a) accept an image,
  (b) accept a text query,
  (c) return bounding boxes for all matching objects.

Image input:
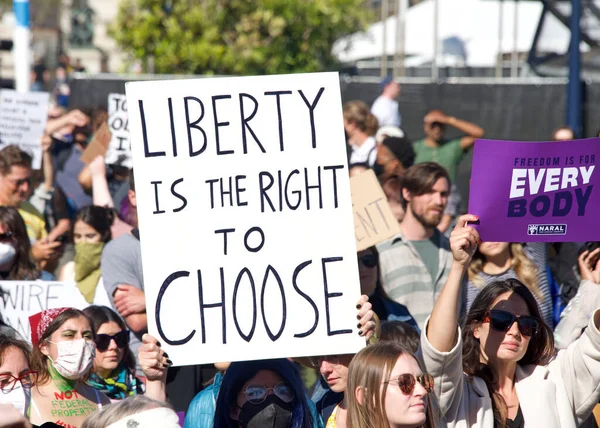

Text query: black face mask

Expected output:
[238,394,293,428]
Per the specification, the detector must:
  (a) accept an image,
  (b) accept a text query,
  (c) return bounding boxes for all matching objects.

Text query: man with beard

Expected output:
[376,162,455,330]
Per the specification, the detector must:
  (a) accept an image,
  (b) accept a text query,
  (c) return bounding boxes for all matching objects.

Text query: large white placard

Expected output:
[0,90,49,169]
[126,72,364,366]
[105,93,131,167]
[0,281,89,341]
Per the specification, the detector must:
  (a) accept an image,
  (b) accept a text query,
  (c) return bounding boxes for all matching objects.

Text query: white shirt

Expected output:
[350,136,377,166]
[371,96,401,127]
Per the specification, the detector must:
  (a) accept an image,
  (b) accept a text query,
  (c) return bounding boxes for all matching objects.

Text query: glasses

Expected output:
[0,231,13,242]
[384,373,434,395]
[95,330,129,351]
[482,309,539,337]
[358,252,378,269]
[6,177,32,188]
[0,370,38,393]
[307,355,347,368]
[240,382,295,405]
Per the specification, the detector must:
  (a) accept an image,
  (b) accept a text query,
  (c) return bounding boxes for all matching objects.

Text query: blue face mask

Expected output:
[238,394,293,428]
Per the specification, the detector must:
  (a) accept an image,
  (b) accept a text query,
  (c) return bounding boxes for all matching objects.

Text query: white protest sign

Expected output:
[105,93,131,167]
[126,72,364,366]
[0,281,89,341]
[0,90,49,169]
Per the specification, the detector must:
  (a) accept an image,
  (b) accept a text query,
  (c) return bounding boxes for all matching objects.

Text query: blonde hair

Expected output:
[347,342,438,428]
[468,243,543,301]
[343,101,379,136]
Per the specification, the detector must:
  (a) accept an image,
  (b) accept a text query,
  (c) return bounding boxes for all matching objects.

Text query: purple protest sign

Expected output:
[468,138,600,242]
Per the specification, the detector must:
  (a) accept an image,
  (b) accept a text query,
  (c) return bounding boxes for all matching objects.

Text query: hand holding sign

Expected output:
[449,214,480,267]
[469,139,600,242]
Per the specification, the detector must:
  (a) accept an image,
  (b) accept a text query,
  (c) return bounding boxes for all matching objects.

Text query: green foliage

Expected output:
[110,0,371,75]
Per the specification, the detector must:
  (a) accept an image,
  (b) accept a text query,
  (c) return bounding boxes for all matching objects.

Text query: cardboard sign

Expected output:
[125,72,364,366]
[105,93,131,167]
[469,138,600,242]
[81,122,112,164]
[351,169,400,251]
[0,90,49,169]
[0,281,89,341]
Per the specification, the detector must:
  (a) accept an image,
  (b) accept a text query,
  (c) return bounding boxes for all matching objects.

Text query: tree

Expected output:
[110,0,371,75]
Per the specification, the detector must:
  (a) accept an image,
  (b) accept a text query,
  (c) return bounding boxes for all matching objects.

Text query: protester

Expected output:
[82,306,143,400]
[422,214,600,427]
[28,308,111,427]
[53,109,94,213]
[371,76,401,128]
[346,342,437,428]
[554,247,600,349]
[59,205,114,305]
[377,162,452,329]
[381,175,404,223]
[0,207,53,280]
[82,156,133,239]
[213,358,320,428]
[0,146,61,265]
[81,395,180,428]
[183,295,376,427]
[343,101,379,167]
[413,110,484,232]
[466,242,554,326]
[381,136,415,170]
[0,336,37,418]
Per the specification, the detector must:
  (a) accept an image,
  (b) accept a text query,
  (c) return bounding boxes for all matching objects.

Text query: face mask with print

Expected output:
[0,242,16,267]
[48,339,96,380]
[0,384,31,416]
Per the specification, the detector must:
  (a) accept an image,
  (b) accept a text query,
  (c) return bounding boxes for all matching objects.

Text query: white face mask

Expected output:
[0,242,16,267]
[48,339,96,380]
[0,384,31,416]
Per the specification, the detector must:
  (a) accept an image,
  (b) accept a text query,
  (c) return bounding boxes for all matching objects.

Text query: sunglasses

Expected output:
[0,370,38,393]
[0,231,13,241]
[358,252,378,269]
[307,354,348,368]
[7,177,32,188]
[482,309,539,337]
[95,330,129,351]
[384,373,434,395]
[239,382,295,405]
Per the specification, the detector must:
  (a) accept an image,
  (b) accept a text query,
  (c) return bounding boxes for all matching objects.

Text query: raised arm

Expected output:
[138,333,171,402]
[427,214,479,352]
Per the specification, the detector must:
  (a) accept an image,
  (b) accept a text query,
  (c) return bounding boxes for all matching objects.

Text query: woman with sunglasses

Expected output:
[422,214,600,428]
[0,207,53,281]
[83,306,143,401]
[213,358,321,428]
[346,341,437,428]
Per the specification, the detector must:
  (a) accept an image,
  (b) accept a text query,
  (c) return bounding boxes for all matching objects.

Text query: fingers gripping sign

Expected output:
[450,214,481,267]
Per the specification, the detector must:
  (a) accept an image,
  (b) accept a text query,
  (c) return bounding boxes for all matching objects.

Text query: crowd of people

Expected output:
[0,72,599,428]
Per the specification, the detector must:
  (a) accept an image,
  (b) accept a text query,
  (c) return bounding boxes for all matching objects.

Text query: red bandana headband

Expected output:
[29,308,71,345]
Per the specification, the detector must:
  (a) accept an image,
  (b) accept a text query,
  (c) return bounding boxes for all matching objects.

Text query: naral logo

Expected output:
[527,224,567,235]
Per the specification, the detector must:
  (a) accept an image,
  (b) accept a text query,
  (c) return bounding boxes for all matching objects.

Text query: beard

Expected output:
[412,206,444,229]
